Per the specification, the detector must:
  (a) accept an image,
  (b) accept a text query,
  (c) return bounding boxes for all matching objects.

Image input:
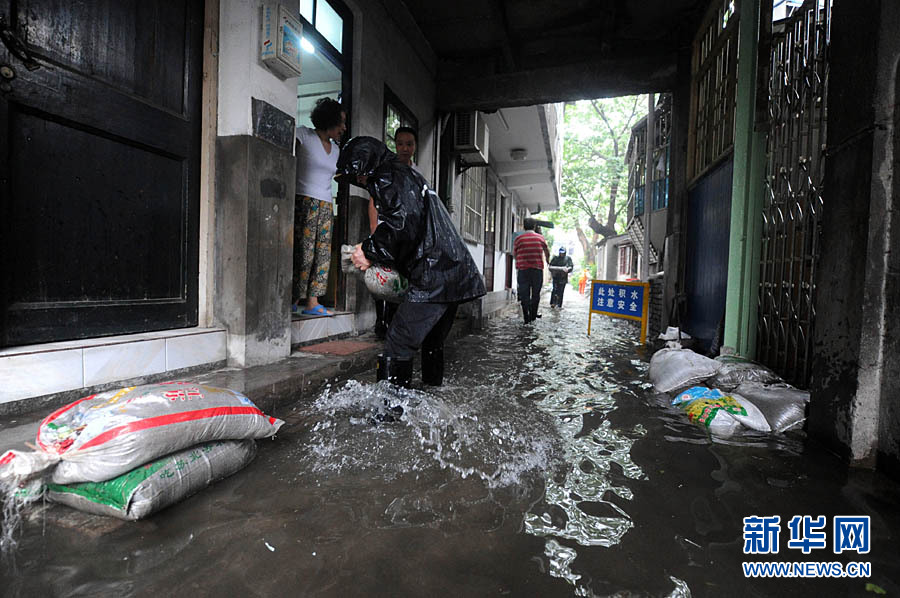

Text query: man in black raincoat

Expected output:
[338,137,486,388]
[549,247,574,308]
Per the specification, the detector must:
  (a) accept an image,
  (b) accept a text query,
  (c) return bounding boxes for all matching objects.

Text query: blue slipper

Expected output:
[301,305,332,316]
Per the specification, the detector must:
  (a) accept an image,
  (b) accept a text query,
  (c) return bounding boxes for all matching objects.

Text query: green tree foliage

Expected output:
[547,96,647,265]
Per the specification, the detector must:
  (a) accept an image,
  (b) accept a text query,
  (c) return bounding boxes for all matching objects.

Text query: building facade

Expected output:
[0,0,559,411]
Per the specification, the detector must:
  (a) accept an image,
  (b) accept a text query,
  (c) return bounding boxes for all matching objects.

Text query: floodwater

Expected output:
[2,292,899,597]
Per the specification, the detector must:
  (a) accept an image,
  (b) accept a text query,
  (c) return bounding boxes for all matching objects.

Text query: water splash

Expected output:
[1,479,42,559]
[299,378,562,490]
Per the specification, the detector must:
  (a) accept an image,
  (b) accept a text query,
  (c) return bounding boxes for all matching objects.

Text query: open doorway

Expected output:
[295,0,352,312]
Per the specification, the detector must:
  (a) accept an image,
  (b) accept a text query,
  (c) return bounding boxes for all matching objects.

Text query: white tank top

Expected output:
[295,126,339,203]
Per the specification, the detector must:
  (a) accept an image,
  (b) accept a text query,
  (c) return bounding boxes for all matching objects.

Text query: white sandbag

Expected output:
[734,382,809,432]
[673,387,771,435]
[341,244,408,303]
[47,440,256,520]
[710,355,782,390]
[0,383,283,486]
[650,348,721,393]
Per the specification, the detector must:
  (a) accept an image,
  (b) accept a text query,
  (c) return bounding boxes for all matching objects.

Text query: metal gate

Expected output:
[756,0,831,387]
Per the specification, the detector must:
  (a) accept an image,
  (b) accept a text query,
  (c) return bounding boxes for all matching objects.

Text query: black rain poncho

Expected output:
[337,136,486,304]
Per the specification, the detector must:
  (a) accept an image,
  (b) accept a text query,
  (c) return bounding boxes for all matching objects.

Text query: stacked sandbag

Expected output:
[0,383,283,520]
[709,355,782,391]
[46,440,256,520]
[673,387,771,438]
[649,348,721,393]
[732,382,809,432]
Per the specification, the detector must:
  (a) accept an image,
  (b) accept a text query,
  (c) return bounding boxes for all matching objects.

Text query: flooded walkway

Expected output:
[3,292,899,597]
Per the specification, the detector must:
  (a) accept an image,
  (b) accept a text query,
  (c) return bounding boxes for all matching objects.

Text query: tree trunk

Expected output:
[606,178,620,230]
[575,225,597,264]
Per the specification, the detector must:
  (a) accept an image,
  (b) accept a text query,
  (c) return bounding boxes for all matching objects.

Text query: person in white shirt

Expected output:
[293,97,346,316]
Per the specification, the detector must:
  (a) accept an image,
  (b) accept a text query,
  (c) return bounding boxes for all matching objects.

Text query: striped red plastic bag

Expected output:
[0,383,283,486]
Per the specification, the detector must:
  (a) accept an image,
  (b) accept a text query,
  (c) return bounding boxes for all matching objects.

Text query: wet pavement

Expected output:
[2,291,900,597]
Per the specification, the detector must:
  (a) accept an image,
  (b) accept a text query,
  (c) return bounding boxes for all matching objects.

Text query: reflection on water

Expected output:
[2,294,898,597]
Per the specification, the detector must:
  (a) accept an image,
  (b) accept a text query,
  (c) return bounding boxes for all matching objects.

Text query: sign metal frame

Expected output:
[587,279,651,344]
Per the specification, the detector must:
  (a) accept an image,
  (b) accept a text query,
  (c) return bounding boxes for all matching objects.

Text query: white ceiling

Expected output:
[482,106,560,214]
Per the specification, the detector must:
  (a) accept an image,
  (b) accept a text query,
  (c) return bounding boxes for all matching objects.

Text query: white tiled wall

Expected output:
[0,328,227,405]
[0,349,84,403]
[291,314,355,345]
[83,339,167,387]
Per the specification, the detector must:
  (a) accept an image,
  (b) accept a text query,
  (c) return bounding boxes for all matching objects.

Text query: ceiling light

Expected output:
[300,37,315,54]
[510,148,527,161]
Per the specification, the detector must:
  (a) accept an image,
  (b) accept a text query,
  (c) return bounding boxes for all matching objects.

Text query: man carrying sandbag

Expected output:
[548,247,574,309]
[340,137,486,389]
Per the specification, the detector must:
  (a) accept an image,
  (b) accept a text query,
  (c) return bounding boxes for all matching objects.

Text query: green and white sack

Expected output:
[46,440,256,520]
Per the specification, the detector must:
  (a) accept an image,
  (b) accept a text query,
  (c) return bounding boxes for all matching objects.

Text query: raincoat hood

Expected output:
[336,136,396,182]
[349,137,486,304]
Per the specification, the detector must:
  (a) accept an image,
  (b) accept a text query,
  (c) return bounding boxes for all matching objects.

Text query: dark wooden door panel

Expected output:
[0,0,203,346]
[21,0,188,113]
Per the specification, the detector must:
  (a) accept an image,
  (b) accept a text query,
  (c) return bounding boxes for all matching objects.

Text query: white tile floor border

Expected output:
[0,327,227,404]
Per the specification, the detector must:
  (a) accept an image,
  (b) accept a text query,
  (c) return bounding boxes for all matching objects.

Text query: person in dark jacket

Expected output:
[549,247,574,308]
[338,136,486,390]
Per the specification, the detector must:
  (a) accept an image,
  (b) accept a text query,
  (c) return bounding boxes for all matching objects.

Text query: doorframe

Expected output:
[198,0,219,327]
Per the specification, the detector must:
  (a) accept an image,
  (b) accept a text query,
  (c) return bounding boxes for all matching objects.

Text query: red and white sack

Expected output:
[0,383,283,486]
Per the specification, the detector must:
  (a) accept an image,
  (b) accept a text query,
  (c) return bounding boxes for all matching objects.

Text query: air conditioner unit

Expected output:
[454,112,489,165]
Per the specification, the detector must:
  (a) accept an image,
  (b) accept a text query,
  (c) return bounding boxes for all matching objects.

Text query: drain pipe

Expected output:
[642,93,655,281]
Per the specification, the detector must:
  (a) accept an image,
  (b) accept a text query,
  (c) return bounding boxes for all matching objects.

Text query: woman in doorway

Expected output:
[368,126,418,337]
[293,97,347,316]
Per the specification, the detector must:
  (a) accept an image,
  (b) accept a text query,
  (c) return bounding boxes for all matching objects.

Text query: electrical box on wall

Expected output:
[260,3,303,79]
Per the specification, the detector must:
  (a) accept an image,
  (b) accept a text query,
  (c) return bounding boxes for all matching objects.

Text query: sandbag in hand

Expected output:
[341,244,408,303]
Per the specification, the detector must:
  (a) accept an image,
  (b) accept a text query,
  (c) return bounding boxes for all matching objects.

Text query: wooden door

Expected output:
[0,0,204,346]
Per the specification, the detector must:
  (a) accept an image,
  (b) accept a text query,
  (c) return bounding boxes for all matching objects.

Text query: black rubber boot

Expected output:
[376,354,412,388]
[374,300,387,339]
[374,354,412,423]
[421,347,444,386]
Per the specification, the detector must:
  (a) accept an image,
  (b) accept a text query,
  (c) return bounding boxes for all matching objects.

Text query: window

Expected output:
[618,245,635,278]
[299,0,343,53]
[630,126,646,217]
[651,99,671,210]
[461,167,486,243]
[383,86,418,156]
[629,96,671,215]
[688,0,738,179]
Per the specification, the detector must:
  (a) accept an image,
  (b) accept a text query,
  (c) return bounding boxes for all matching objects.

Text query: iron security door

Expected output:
[0,0,203,347]
[757,0,830,387]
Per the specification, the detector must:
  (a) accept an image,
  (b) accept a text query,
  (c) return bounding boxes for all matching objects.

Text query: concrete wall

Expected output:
[214,0,299,366]
[809,0,900,475]
[215,135,295,366]
[344,0,437,180]
[218,0,298,137]
[871,0,900,475]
